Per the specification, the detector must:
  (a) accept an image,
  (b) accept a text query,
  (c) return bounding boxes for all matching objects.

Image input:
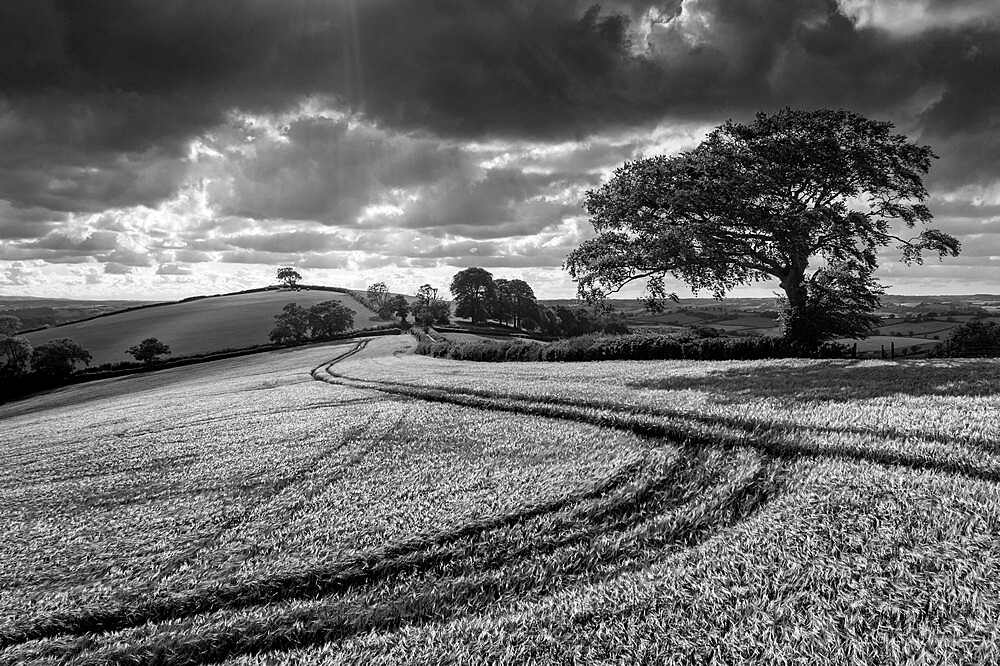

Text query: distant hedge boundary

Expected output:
[0,326,401,405]
[414,332,810,362]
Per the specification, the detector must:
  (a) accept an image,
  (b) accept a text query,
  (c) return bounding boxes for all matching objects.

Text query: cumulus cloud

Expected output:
[155,263,192,276]
[0,0,998,297]
[103,262,133,275]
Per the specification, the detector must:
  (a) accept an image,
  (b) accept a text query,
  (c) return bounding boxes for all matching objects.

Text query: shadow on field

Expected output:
[323,370,1000,459]
[626,359,1000,402]
[1,448,785,666]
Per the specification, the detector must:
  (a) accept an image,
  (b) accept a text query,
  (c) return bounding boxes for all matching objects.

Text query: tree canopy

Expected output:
[565,108,961,350]
[126,337,171,364]
[450,267,496,325]
[413,284,451,327]
[386,294,410,323]
[366,282,392,318]
[492,279,537,329]
[271,301,355,343]
[307,301,355,338]
[276,267,302,289]
[32,338,92,377]
[269,303,311,344]
[0,315,31,377]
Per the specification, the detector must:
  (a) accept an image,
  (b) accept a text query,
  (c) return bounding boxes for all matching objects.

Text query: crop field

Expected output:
[3,334,1000,663]
[837,334,941,354]
[23,290,378,365]
[874,320,963,337]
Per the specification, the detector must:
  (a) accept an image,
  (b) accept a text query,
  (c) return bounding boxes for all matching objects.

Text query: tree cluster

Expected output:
[446,267,627,337]
[1,315,93,382]
[269,301,356,344]
[364,282,412,323]
[935,320,1000,357]
[449,268,540,328]
[412,284,451,328]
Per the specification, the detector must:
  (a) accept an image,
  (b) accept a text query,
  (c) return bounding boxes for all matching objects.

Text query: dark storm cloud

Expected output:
[225,230,346,253]
[1,0,999,280]
[3,0,998,143]
[0,203,66,240]
[399,168,578,238]
[213,116,466,224]
[3,1,999,196]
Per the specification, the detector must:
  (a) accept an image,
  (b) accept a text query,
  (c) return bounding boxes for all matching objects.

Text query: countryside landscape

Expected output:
[3,1,1000,665]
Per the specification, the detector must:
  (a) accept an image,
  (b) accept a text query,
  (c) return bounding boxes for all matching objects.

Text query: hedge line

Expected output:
[415,333,806,362]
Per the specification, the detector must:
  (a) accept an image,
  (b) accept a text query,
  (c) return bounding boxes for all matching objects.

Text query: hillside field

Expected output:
[22,290,378,365]
[2,335,1000,663]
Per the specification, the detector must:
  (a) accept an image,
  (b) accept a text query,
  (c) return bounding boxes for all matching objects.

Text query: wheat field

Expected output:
[2,335,999,664]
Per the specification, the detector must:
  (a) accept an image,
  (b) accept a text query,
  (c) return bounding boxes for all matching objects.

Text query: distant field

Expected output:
[712,316,778,329]
[628,312,710,326]
[838,335,940,354]
[22,290,378,365]
[875,320,962,336]
[0,299,156,330]
[434,331,546,345]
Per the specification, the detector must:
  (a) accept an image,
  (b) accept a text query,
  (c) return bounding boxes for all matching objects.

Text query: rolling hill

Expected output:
[22,288,379,365]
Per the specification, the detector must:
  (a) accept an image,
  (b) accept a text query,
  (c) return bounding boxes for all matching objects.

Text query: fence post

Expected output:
[891,341,895,360]
[852,342,857,359]
[880,344,885,359]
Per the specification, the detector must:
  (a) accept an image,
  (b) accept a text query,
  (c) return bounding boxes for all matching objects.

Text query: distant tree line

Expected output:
[1,314,93,381]
[448,267,628,336]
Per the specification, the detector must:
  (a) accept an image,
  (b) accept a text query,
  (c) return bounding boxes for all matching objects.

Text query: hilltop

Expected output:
[20,287,378,366]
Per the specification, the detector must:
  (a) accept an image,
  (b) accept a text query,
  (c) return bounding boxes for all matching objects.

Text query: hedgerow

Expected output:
[416,333,800,362]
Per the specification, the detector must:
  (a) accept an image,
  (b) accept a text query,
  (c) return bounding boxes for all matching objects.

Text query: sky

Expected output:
[0,0,998,301]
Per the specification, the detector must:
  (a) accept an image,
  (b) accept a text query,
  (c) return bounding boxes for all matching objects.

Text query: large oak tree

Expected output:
[565,108,961,350]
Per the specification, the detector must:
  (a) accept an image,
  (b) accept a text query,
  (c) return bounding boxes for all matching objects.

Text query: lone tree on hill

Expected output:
[450,267,496,325]
[276,267,302,290]
[127,338,171,364]
[30,339,91,377]
[565,108,961,352]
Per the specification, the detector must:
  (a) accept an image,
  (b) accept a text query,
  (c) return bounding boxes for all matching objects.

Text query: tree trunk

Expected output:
[779,264,815,353]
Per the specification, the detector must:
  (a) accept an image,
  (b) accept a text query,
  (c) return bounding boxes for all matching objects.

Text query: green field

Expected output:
[22,290,378,365]
[3,334,1000,663]
[836,335,940,354]
[874,320,963,337]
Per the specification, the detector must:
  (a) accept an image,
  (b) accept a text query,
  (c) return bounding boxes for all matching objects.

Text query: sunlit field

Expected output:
[3,335,1000,664]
